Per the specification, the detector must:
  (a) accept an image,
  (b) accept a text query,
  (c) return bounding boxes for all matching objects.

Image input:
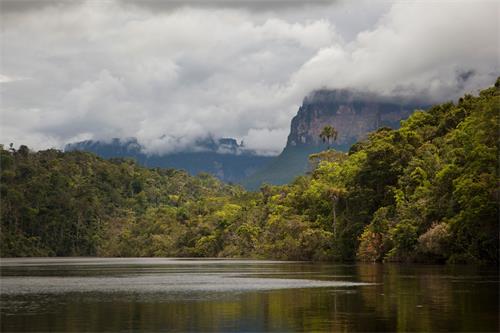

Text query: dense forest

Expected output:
[1,80,498,264]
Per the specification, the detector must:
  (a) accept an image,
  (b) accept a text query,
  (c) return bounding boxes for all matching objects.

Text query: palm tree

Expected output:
[319,125,338,149]
[327,187,346,238]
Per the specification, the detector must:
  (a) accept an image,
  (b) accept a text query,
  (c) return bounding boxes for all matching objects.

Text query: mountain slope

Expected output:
[1,80,497,263]
[242,90,426,189]
[65,137,273,184]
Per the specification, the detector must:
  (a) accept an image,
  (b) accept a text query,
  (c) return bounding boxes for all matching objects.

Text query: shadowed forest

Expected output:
[1,80,498,264]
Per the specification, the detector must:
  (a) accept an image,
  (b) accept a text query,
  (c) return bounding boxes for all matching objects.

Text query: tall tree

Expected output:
[319,125,338,149]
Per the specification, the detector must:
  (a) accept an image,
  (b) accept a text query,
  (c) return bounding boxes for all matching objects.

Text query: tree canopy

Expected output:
[319,125,338,148]
[1,80,498,264]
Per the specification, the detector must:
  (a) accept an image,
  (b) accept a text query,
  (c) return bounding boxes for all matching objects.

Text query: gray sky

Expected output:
[0,0,498,155]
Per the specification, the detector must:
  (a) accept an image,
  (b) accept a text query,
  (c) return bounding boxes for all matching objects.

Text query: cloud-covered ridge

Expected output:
[0,0,497,155]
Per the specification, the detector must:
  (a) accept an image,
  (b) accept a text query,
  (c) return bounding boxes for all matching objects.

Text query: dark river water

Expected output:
[0,258,498,332]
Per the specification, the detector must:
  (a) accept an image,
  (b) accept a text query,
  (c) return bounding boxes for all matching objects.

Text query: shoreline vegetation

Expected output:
[1,80,498,264]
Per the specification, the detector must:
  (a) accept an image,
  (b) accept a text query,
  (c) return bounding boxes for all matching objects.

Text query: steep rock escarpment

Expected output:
[287,89,422,149]
[242,90,426,189]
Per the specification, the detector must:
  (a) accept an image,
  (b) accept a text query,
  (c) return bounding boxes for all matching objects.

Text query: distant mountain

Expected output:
[242,90,427,189]
[65,137,273,184]
[66,91,426,189]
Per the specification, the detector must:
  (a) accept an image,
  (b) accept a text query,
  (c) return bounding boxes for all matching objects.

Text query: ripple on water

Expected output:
[0,273,373,295]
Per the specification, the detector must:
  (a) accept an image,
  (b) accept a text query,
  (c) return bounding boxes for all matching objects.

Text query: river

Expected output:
[0,258,498,332]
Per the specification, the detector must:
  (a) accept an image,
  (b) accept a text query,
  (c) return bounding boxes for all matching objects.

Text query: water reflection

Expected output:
[1,259,498,332]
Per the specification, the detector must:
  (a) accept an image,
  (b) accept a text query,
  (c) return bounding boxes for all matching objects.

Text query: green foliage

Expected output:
[417,222,451,261]
[319,125,338,147]
[354,81,499,263]
[1,80,498,264]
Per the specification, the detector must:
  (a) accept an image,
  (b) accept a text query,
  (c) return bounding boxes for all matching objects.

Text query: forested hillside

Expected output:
[1,80,498,264]
[65,137,273,184]
[242,89,424,189]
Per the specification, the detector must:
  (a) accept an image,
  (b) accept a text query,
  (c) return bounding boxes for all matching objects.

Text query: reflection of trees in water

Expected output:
[6,289,350,332]
[3,264,497,332]
[355,264,497,332]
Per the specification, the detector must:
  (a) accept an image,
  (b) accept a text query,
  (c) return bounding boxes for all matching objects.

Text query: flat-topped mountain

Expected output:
[287,89,420,148]
[66,91,426,189]
[242,90,426,189]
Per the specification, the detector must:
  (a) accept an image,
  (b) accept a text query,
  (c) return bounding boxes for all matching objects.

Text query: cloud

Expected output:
[288,1,499,102]
[242,128,290,156]
[0,0,69,14]
[0,0,497,155]
[0,74,30,83]
[120,0,339,13]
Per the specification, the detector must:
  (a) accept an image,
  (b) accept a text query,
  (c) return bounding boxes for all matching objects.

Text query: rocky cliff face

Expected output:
[242,90,426,189]
[286,89,423,149]
[67,90,425,189]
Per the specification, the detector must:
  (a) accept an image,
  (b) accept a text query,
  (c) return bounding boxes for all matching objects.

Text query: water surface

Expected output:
[1,258,498,332]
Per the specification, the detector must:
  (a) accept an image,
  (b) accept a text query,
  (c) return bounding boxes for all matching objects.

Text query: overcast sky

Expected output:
[0,0,498,155]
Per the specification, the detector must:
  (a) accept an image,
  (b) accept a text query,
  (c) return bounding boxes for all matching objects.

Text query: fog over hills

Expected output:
[242,89,427,188]
[1,0,498,156]
[66,137,273,184]
[66,87,427,188]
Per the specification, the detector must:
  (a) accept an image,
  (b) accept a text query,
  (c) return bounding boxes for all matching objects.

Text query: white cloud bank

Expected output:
[0,0,498,155]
